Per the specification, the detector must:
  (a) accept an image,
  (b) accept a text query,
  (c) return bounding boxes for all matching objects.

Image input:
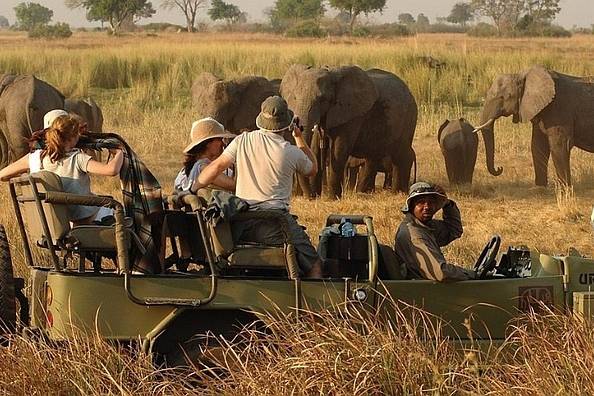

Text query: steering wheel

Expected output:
[473,235,501,279]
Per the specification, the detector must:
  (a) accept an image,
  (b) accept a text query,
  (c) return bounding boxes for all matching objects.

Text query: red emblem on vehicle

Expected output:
[518,286,554,312]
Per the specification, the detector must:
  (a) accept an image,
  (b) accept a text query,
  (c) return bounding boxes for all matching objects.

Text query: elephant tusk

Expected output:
[472,118,495,133]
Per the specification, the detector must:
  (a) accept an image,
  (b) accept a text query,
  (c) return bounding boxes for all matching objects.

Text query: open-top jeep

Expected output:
[2,168,594,363]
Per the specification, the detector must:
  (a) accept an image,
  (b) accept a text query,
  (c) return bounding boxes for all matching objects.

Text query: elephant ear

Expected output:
[326,66,378,130]
[519,66,555,123]
[437,119,450,143]
[280,64,312,112]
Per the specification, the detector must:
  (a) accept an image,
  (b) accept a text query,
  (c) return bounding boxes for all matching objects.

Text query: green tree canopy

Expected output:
[397,13,415,25]
[328,0,386,34]
[14,2,53,31]
[447,2,475,26]
[268,0,325,31]
[471,0,561,34]
[208,0,244,24]
[66,0,155,34]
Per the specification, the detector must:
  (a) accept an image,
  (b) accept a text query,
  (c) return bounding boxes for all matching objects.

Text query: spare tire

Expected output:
[0,224,16,338]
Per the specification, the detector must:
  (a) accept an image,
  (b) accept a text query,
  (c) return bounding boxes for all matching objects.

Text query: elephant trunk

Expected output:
[479,102,503,177]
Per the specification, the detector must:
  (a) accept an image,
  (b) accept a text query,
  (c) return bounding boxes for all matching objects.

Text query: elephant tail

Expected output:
[411,148,417,185]
[25,104,34,135]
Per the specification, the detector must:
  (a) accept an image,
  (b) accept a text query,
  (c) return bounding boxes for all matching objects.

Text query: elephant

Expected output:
[281,64,418,198]
[64,97,104,132]
[345,156,394,191]
[0,74,65,168]
[438,118,478,185]
[192,72,280,134]
[475,65,594,187]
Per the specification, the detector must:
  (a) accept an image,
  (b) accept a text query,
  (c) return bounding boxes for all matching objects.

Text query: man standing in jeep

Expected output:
[394,182,476,281]
[191,96,323,278]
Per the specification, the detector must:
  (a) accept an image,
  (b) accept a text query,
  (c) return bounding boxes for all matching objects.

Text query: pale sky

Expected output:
[0,0,591,28]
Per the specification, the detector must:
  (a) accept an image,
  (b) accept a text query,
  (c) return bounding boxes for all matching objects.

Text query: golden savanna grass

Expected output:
[1,31,594,394]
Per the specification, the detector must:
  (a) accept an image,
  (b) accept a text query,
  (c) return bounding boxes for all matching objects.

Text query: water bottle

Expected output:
[340,218,355,238]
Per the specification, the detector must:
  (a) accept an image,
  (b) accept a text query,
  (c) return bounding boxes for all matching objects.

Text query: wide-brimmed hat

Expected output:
[183,117,236,154]
[43,109,68,129]
[256,96,294,132]
[401,182,448,213]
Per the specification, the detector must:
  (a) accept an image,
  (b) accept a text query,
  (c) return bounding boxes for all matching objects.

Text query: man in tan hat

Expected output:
[174,117,236,193]
[394,181,476,281]
[191,96,322,278]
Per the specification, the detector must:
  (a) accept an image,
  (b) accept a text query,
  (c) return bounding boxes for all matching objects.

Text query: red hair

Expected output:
[42,115,81,162]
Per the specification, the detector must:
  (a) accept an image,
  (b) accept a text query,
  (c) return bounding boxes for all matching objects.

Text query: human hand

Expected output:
[433,183,447,197]
[291,117,303,139]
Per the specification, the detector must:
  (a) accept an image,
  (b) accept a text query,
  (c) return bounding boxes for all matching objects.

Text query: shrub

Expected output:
[285,20,325,38]
[540,25,572,38]
[28,23,72,39]
[142,22,185,32]
[368,23,413,37]
[467,22,498,37]
[352,26,371,37]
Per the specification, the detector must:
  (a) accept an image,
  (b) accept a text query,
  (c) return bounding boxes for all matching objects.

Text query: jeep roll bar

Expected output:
[10,174,219,309]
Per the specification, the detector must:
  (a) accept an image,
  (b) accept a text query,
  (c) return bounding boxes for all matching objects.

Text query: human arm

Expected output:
[411,234,475,281]
[0,154,30,181]
[432,200,463,247]
[210,172,235,192]
[190,154,234,194]
[86,150,124,177]
[293,125,317,178]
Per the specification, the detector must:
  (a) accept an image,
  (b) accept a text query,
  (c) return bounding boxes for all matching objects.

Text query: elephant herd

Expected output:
[2,64,594,198]
[0,74,103,168]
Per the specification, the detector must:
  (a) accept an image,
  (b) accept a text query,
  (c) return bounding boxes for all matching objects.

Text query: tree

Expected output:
[161,0,207,32]
[270,0,325,23]
[0,16,9,28]
[524,0,560,24]
[14,2,53,31]
[471,0,524,34]
[397,13,415,25]
[208,0,244,24]
[447,2,475,27]
[328,0,386,34]
[66,0,156,34]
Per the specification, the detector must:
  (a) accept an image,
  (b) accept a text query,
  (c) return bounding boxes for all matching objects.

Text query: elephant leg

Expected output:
[356,159,379,193]
[328,136,353,199]
[345,165,358,191]
[465,141,478,184]
[548,132,572,187]
[382,157,392,190]
[443,150,458,185]
[531,126,550,187]
[392,146,415,193]
[310,128,322,196]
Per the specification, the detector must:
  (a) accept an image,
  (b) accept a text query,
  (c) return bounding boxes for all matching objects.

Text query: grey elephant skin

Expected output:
[64,97,104,132]
[345,156,393,191]
[0,74,64,167]
[281,64,417,198]
[438,118,478,185]
[192,72,279,133]
[478,65,594,187]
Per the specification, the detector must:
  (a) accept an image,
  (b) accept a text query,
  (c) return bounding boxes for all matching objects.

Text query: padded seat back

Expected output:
[16,171,70,244]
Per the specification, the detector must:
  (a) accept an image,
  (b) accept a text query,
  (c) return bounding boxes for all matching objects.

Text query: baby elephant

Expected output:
[438,118,478,185]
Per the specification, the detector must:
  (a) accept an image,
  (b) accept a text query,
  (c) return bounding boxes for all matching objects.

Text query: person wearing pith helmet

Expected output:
[394,181,476,281]
[191,96,323,278]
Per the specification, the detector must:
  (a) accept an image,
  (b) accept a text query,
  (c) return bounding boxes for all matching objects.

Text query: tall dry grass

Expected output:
[2,31,594,393]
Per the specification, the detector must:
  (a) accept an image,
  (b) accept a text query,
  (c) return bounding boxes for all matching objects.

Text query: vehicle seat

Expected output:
[377,244,406,280]
[13,171,132,269]
[208,211,299,279]
[319,233,370,279]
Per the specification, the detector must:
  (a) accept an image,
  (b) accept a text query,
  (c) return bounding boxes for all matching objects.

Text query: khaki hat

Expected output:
[256,96,294,132]
[401,182,448,213]
[183,117,235,154]
[43,109,68,129]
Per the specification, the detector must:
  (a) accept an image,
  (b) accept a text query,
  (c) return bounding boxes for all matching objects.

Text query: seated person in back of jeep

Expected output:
[174,117,236,195]
[394,182,476,281]
[190,96,323,278]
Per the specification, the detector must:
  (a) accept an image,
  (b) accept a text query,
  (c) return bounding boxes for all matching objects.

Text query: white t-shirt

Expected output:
[29,149,97,221]
[221,129,312,210]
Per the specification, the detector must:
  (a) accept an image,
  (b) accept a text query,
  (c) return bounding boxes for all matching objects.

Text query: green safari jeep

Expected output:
[2,170,594,363]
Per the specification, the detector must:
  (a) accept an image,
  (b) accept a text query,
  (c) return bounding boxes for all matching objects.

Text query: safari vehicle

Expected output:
[2,169,594,363]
